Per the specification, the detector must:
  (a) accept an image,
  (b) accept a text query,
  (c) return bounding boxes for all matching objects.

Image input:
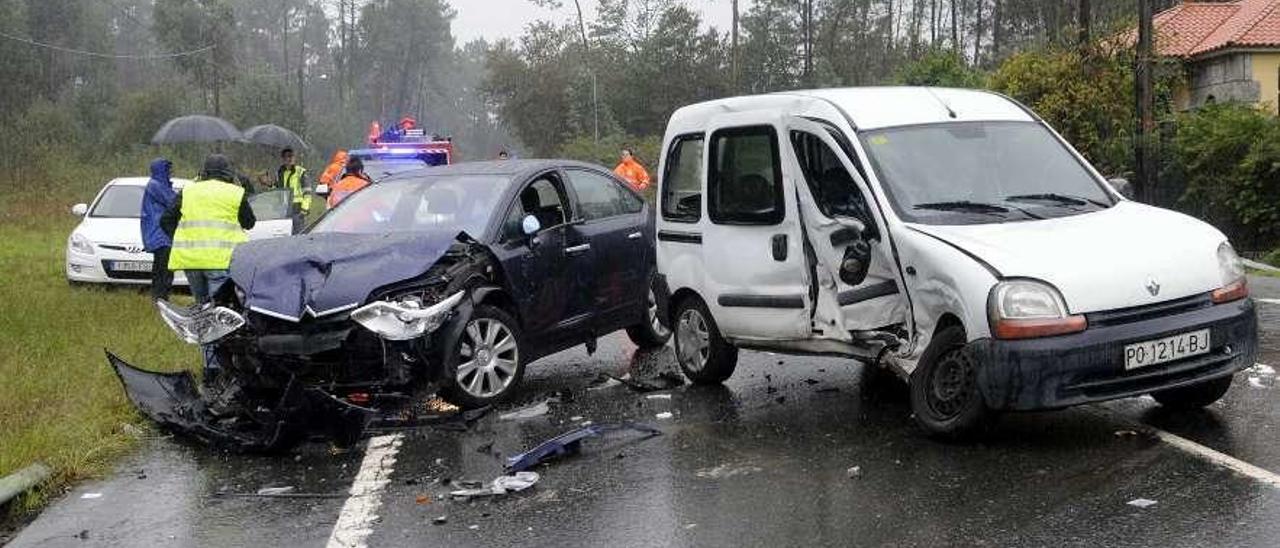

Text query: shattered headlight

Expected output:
[351,291,465,341]
[157,300,246,345]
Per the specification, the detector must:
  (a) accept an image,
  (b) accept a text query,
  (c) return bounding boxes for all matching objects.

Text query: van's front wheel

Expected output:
[910,325,994,440]
[673,297,737,384]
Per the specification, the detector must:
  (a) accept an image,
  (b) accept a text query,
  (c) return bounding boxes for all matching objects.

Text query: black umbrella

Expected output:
[243,124,309,150]
[151,115,243,144]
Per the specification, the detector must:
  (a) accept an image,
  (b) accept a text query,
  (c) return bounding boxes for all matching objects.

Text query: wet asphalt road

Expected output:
[11,278,1280,547]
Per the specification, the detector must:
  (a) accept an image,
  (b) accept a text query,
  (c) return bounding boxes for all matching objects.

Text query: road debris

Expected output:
[499,400,551,421]
[256,486,295,496]
[609,372,685,393]
[450,472,540,499]
[214,491,347,499]
[655,412,674,420]
[646,394,673,400]
[1127,498,1158,508]
[847,466,863,478]
[505,423,662,472]
[433,516,448,525]
[415,495,432,505]
[696,463,763,479]
[1114,430,1139,438]
[80,493,103,500]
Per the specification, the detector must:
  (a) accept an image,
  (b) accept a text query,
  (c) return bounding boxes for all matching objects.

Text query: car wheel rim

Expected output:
[676,308,710,373]
[926,348,976,420]
[647,289,670,339]
[456,318,519,399]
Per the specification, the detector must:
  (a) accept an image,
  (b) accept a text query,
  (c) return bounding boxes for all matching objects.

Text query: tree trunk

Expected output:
[282,0,290,76]
[931,0,938,45]
[991,0,1001,60]
[732,0,739,91]
[1136,0,1155,202]
[803,0,813,83]
[950,0,959,53]
[1078,0,1091,49]
[974,0,984,65]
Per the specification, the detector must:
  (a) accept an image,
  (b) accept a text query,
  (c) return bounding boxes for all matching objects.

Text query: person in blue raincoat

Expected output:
[141,158,177,301]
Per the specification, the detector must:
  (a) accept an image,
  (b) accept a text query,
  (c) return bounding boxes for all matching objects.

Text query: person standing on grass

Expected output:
[613,147,651,191]
[277,147,311,234]
[162,154,256,383]
[141,158,177,301]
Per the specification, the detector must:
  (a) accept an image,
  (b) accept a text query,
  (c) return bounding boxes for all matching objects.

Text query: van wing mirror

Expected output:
[831,225,872,286]
[1108,178,1134,199]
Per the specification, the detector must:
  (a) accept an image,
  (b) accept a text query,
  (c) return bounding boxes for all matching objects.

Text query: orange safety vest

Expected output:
[613,157,651,191]
[319,150,349,187]
[327,173,372,208]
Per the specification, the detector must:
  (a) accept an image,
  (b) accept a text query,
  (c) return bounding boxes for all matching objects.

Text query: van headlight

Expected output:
[351,291,465,341]
[989,279,1086,339]
[1212,242,1248,304]
[157,300,245,344]
[69,233,95,255]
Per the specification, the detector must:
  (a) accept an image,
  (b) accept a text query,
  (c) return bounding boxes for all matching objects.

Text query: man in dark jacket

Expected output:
[141,158,177,301]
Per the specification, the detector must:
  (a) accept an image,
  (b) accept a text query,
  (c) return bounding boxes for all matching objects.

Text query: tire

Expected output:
[910,325,994,441]
[438,305,526,409]
[626,288,672,349]
[1152,375,1233,410]
[672,296,737,385]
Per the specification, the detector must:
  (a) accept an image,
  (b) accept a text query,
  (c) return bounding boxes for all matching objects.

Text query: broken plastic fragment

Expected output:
[505,423,662,473]
[1127,498,1157,508]
[256,486,295,496]
[655,412,674,420]
[645,394,673,400]
[499,400,551,421]
[449,472,540,499]
[80,493,103,500]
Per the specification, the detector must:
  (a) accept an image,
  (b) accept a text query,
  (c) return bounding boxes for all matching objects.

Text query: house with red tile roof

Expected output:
[1155,0,1280,111]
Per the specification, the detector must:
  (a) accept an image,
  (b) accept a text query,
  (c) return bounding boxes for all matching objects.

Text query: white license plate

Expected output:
[111,260,152,272]
[1124,329,1211,370]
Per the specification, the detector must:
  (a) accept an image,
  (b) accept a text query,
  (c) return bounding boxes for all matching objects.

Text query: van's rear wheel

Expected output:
[673,297,737,384]
[1152,376,1233,410]
[910,325,993,440]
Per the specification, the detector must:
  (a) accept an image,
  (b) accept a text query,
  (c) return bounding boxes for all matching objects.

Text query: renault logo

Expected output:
[1146,277,1161,297]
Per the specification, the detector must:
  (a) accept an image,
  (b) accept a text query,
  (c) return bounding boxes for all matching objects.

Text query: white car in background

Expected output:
[66,178,294,286]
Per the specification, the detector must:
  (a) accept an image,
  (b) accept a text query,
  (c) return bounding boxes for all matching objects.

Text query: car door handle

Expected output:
[565,243,591,255]
[627,231,643,240]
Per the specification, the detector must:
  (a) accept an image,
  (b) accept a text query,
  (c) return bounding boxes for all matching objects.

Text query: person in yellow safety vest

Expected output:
[161,154,256,383]
[277,147,311,234]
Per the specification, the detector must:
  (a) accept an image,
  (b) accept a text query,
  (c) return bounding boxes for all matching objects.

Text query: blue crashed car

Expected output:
[113,160,669,450]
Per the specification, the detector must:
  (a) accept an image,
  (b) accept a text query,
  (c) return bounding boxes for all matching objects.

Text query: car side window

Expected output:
[790,130,873,222]
[565,169,643,221]
[709,126,784,225]
[507,175,569,240]
[661,135,704,223]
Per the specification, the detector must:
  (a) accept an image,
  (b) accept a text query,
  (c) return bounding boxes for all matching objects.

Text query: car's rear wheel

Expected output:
[673,297,737,384]
[910,325,994,440]
[439,305,525,409]
[626,288,672,349]
[1152,375,1233,410]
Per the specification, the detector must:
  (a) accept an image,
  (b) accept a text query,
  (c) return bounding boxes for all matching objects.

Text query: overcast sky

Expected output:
[451,0,749,44]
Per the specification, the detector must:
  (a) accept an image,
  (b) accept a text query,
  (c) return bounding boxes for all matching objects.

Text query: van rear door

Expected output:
[785,117,909,339]
[698,113,812,340]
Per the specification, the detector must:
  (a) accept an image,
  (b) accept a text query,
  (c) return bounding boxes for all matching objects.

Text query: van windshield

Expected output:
[860,121,1115,225]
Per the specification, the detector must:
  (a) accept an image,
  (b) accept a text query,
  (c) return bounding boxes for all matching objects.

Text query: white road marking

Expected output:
[1254,298,1280,306]
[1152,429,1280,488]
[325,433,405,548]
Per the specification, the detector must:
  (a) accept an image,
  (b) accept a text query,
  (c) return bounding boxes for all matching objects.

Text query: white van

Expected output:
[653,87,1257,438]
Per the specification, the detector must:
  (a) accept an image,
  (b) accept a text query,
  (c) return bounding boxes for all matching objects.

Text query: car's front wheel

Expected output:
[439,305,525,408]
[673,297,737,384]
[910,325,994,440]
[626,288,672,349]
[1152,375,1233,410]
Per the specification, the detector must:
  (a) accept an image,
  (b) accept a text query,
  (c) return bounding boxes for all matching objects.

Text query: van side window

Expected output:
[661,135,704,223]
[709,126,784,225]
[790,130,873,223]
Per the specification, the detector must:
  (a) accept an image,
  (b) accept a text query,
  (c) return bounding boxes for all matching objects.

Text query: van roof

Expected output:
[667,87,1035,134]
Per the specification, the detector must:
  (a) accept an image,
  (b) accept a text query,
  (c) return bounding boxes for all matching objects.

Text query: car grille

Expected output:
[1084,293,1212,328]
[101,260,150,280]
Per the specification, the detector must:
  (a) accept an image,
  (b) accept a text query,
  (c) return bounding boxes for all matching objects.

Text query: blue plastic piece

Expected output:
[505,423,662,473]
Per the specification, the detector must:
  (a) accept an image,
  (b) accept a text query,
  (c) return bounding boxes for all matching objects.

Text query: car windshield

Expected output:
[309,174,506,237]
[249,189,291,220]
[860,121,1115,225]
[89,185,145,218]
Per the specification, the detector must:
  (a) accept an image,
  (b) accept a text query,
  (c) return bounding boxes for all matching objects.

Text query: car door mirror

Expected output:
[521,214,541,236]
[315,184,330,196]
[71,203,88,216]
[833,226,872,286]
[1108,177,1134,199]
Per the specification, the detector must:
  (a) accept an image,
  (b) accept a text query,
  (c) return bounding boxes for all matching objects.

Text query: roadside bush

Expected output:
[894,49,986,88]
[1172,103,1280,250]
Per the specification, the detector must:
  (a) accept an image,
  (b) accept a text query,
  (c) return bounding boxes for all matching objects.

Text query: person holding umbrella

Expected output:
[277,148,311,233]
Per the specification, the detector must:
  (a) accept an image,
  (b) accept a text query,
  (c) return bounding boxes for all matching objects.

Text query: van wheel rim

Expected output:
[647,290,669,338]
[677,308,710,372]
[926,348,977,420]
[456,318,519,398]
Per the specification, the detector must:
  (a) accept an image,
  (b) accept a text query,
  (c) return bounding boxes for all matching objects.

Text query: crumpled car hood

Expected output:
[230,231,461,321]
